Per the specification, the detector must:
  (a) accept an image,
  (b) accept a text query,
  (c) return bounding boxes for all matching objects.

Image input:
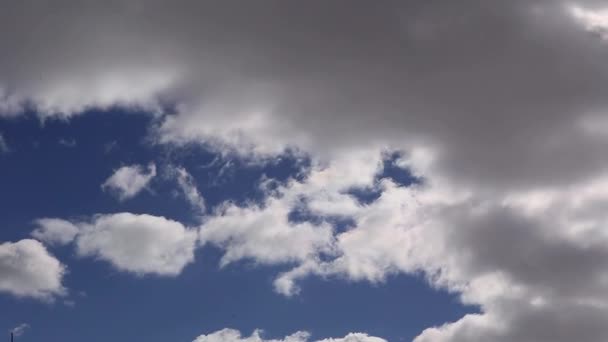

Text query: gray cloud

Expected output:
[1,1,607,191]
[4,1,608,340]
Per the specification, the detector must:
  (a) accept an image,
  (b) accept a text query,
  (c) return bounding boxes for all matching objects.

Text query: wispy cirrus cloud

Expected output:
[0,133,9,154]
[11,323,30,337]
[166,165,206,215]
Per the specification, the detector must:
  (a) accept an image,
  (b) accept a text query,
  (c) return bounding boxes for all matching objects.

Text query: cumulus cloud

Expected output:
[0,239,66,300]
[317,334,386,342]
[199,149,384,272]
[5,0,608,340]
[199,147,608,342]
[31,218,79,246]
[33,213,197,276]
[73,213,197,276]
[200,198,334,268]
[192,329,386,342]
[102,163,156,201]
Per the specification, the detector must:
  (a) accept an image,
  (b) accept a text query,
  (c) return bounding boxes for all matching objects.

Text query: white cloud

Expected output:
[192,150,399,295]
[194,148,608,342]
[5,1,608,340]
[0,133,9,153]
[58,138,77,147]
[31,213,198,277]
[0,68,177,119]
[192,329,386,342]
[317,334,387,342]
[200,198,334,268]
[193,329,309,342]
[102,163,156,201]
[0,239,66,300]
[168,165,206,214]
[31,218,79,246]
[569,4,608,40]
[11,323,30,337]
[74,213,197,276]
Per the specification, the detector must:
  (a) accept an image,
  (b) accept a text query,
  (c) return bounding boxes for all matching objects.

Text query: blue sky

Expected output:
[3,2,608,341]
[0,111,474,341]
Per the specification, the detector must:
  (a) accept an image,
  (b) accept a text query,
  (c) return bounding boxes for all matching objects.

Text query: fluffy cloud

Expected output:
[199,149,383,270]
[74,213,197,276]
[193,329,309,342]
[317,334,386,342]
[4,0,608,340]
[197,148,608,342]
[200,198,334,268]
[192,329,386,342]
[102,163,156,201]
[38,213,197,276]
[31,218,79,246]
[0,239,66,300]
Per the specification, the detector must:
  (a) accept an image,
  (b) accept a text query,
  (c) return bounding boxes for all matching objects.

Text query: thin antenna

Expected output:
[10,332,13,342]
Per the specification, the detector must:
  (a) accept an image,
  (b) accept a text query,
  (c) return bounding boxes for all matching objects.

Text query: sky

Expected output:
[2,1,608,341]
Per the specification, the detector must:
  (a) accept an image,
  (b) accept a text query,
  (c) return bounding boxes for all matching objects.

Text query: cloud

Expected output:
[74,213,197,276]
[2,0,607,189]
[32,213,197,277]
[192,329,386,342]
[102,163,156,201]
[570,3,608,40]
[167,165,206,214]
[317,334,386,342]
[0,133,9,153]
[11,323,29,337]
[31,218,79,246]
[58,138,77,147]
[200,198,334,268]
[4,1,608,340]
[199,148,608,342]
[0,239,66,300]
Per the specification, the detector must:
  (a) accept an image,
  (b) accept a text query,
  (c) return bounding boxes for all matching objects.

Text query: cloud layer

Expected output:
[3,0,608,341]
